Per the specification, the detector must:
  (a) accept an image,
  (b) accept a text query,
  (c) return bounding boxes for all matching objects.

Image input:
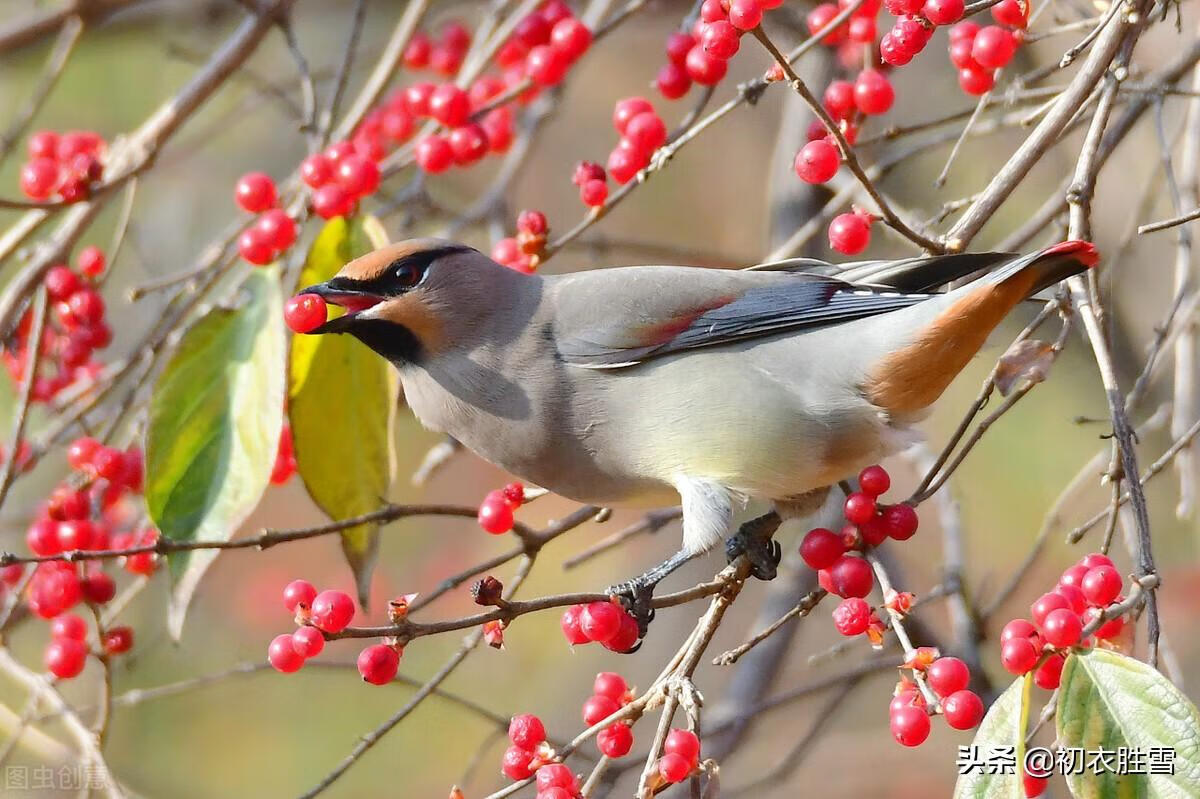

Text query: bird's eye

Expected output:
[394,263,422,287]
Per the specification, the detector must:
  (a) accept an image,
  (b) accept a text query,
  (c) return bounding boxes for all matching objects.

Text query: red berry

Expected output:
[684,44,728,85]
[606,145,642,185]
[949,20,980,42]
[536,763,577,792]
[807,3,846,42]
[404,32,432,67]
[268,633,304,673]
[301,153,334,187]
[858,465,890,497]
[551,18,592,61]
[561,604,590,644]
[848,15,876,43]
[478,491,515,534]
[526,44,570,85]
[889,704,930,746]
[1058,564,1089,590]
[238,226,275,266]
[56,520,94,551]
[656,62,692,99]
[448,124,489,165]
[256,210,297,253]
[509,713,547,748]
[927,657,970,697]
[28,131,59,160]
[880,32,914,66]
[1041,608,1082,648]
[832,596,872,635]
[234,172,277,213]
[45,265,81,301]
[664,727,700,765]
[357,643,400,684]
[81,571,116,604]
[700,0,728,21]
[667,32,696,65]
[45,638,88,679]
[877,504,916,541]
[282,579,318,612]
[728,0,764,30]
[501,745,535,780]
[922,0,964,25]
[428,84,471,128]
[613,97,655,134]
[701,21,740,60]
[1000,636,1039,674]
[1024,772,1048,798]
[1034,652,1065,690]
[582,694,620,725]
[658,752,691,783]
[102,626,133,655]
[822,80,855,121]
[1055,583,1087,615]
[20,158,60,200]
[77,246,106,278]
[580,601,621,643]
[625,113,667,157]
[598,723,633,758]
[415,134,454,173]
[51,613,88,641]
[958,66,995,95]
[971,26,1018,69]
[311,184,353,219]
[311,590,355,633]
[284,294,327,335]
[890,688,925,714]
[800,527,845,570]
[291,626,325,658]
[594,672,628,701]
[1082,607,1124,640]
[828,555,873,598]
[1031,592,1069,627]
[854,70,894,116]
[829,213,872,254]
[794,139,840,184]
[942,689,984,729]
[336,155,381,199]
[991,0,1027,27]
[580,178,608,207]
[601,610,640,653]
[27,520,62,556]
[1079,552,1115,570]
[1080,566,1121,606]
[1001,618,1038,643]
[843,492,877,525]
[67,436,99,470]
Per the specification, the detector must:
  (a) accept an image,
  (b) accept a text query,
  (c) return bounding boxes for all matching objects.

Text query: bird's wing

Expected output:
[749,251,1015,293]
[551,265,932,369]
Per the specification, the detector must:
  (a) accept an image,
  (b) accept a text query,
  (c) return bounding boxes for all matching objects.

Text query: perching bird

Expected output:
[300,238,1098,633]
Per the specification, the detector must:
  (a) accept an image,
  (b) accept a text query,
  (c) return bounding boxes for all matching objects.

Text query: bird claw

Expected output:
[725,513,783,581]
[606,578,656,640]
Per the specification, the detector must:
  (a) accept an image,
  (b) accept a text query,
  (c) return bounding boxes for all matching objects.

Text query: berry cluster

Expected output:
[492,211,550,273]
[283,294,328,334]
[653,0,785,99]
[560,600,639,653]
[586,672,635,757]
[656,728,701,785]
[234,173,299,265]
[477,482,526,534]
[605,97,668,186]
[799,465,917,603]
[4,250,112,404]
[946,16,1022,96]
[998,552,1127,689]
[889,650,985,747]
[500,713,555,781]
[42,613,135,679]
[18,130,106,203]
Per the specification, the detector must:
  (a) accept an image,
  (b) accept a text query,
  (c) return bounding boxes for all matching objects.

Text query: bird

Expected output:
[299,237,1098,635]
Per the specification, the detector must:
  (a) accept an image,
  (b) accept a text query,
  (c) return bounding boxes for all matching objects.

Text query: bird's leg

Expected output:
[607,548,697,639]
[725,510,783,581]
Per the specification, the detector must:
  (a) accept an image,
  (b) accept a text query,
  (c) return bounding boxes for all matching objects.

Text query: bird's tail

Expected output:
[987,239,1100,297]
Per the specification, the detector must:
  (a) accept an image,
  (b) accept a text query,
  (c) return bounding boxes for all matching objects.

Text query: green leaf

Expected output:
[953,676,1027,799]
[1057,648,1200,799]
[290,215,396,605]
[145,267,286,639]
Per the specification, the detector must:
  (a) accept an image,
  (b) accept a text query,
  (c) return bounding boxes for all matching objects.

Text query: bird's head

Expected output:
[299,238,515,365]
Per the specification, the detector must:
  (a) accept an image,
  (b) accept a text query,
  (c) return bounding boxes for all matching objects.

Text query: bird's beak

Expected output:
[299,280,385,334]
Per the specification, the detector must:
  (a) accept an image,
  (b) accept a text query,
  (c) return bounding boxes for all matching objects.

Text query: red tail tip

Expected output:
[1043,240,1100,268]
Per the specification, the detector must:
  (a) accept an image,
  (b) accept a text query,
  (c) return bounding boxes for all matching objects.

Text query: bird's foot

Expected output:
[725,511,783,581]
[606,576,656,642]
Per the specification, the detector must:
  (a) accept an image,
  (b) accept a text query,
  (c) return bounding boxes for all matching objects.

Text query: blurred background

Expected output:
[0,0,1197,796]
